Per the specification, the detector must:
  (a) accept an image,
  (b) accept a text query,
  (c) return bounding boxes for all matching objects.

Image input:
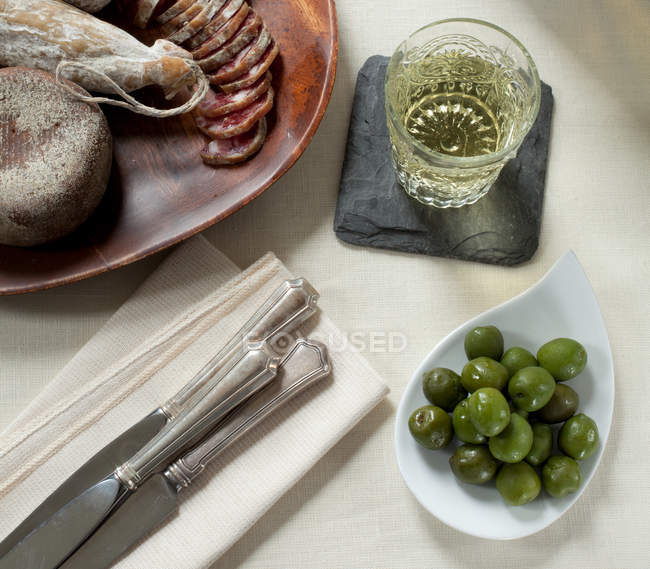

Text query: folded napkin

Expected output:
[0,236,388,568]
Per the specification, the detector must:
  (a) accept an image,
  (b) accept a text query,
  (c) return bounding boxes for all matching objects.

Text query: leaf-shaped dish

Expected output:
[394,251,614,539]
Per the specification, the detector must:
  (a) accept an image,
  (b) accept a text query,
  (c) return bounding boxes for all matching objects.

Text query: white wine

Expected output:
[385,24,540,208]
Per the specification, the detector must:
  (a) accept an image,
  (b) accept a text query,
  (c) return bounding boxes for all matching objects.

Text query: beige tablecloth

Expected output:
[1,1,649,568]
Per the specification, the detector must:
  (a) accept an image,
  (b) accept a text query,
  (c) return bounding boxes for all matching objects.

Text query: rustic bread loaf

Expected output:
[0,67,112,247]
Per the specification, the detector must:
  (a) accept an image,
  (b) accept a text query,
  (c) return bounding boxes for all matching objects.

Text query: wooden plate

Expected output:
[0,0,337,295]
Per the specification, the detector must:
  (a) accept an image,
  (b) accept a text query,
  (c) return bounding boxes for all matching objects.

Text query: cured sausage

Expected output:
[132,0,164,28]
[191,2,249,59]
[194,86,273,138]
[195,72,270,117]
[0,0,201,97]
[185,0,244,50]
[168,0,226,44]
[207,24,270,83]
[63,0,111,12]
[197,13,263,73]
[219,40,278,93]
[160,0,206,36]
[200,117,266,165]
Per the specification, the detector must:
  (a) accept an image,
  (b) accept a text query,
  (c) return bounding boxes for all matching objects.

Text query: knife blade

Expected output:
[0,341,281,569]
[59,338,330,569]
[0,278,318,557]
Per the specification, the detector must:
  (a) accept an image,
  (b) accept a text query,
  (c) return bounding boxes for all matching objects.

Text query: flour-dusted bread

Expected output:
[0,67,112,247]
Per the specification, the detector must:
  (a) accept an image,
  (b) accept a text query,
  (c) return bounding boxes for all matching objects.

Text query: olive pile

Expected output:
[408,326,599,506]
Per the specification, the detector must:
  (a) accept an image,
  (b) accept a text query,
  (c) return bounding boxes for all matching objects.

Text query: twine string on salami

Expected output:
[54,59,209,117]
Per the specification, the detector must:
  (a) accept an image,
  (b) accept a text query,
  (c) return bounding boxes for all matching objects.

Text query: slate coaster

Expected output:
[334,55,554,266]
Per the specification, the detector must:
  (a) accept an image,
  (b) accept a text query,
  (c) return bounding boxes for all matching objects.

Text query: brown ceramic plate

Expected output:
[0,0,337,295]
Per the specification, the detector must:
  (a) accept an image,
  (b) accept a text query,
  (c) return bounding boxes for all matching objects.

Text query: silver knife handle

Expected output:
[164,338,331,490]
[162,278,319,418]
[116,341,280,490]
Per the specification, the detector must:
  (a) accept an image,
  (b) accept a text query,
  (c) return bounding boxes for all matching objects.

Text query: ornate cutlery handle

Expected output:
[162,278,319,418]
[116,341,280,490]
[164,338,331,489]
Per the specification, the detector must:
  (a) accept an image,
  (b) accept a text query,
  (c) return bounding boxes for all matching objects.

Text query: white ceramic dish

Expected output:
[394,251,614,540]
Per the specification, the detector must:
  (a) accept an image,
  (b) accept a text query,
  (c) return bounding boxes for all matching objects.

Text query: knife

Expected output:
[59,338,331,569]
[0,278,318,558]
[0,339,281,569]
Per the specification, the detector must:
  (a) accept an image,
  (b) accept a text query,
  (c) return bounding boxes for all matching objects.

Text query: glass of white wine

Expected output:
[385,19,541,208]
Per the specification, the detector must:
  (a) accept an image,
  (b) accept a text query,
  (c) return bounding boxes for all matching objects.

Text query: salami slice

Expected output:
[200,117,267,165]
[167,0,225,44]
[156,0,193,24]
[219,40,278,93]
[192,4,252,59]
[160,1,206,36]
[198,16,265,73]
[194,86,273,138]
[207,25,272,83]
[196,72,271,117]
[185,0,244,50]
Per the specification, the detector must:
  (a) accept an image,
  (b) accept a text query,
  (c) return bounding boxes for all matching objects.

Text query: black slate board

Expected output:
[334,55,554,266]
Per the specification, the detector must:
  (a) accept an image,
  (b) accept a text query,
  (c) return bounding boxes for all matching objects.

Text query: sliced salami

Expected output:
[197,13,263,73]
[185,0,244,50]
[160,1,206,36]
[219,40,278,93]
[167,0,225,44]
[192,4,252,60]
[207,25,272,83]
[196,73,271,117]
[156,0,193,24]
[200,117,267,165]
[194,86,274,138]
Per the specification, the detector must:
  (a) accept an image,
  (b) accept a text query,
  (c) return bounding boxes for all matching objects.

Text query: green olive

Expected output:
[500,347,537,377]
[537,338,587,381]
[452,399,487,444]
[449,444,499,485]
[422,367,467,412]
[467,387,511,437]
[408,405,453,449]
[526,423,553,466]
[509,400,529,420]
[496,462,541,506]
[488,413,534,463]
[536,383,579,423]
[507,366,556,412]
[559,413,599,460]
[464,325,504,360]
[461,357,509,393]
[542,455,582,497]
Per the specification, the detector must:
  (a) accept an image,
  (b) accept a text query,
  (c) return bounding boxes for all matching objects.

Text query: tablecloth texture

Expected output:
[0,237,388,569]
[1,1,649,568]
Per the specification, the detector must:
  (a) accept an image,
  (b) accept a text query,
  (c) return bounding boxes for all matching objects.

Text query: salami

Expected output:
[132,0,164,27]
[156,0,194,24]
[160,0,206,37]
[219,40,278,93]
[167,0,224,44]
[186,0,245,50]
[63,0,112,12]
[194,86,273,138]
[191,2,249,59]
[200,117,266,165]
[195,72,270,117]
[207,25,271,83]
[0,0,201,97]
[197,14,264,73]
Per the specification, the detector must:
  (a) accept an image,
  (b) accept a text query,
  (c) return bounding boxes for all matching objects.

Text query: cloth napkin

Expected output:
[0,236,388,569]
